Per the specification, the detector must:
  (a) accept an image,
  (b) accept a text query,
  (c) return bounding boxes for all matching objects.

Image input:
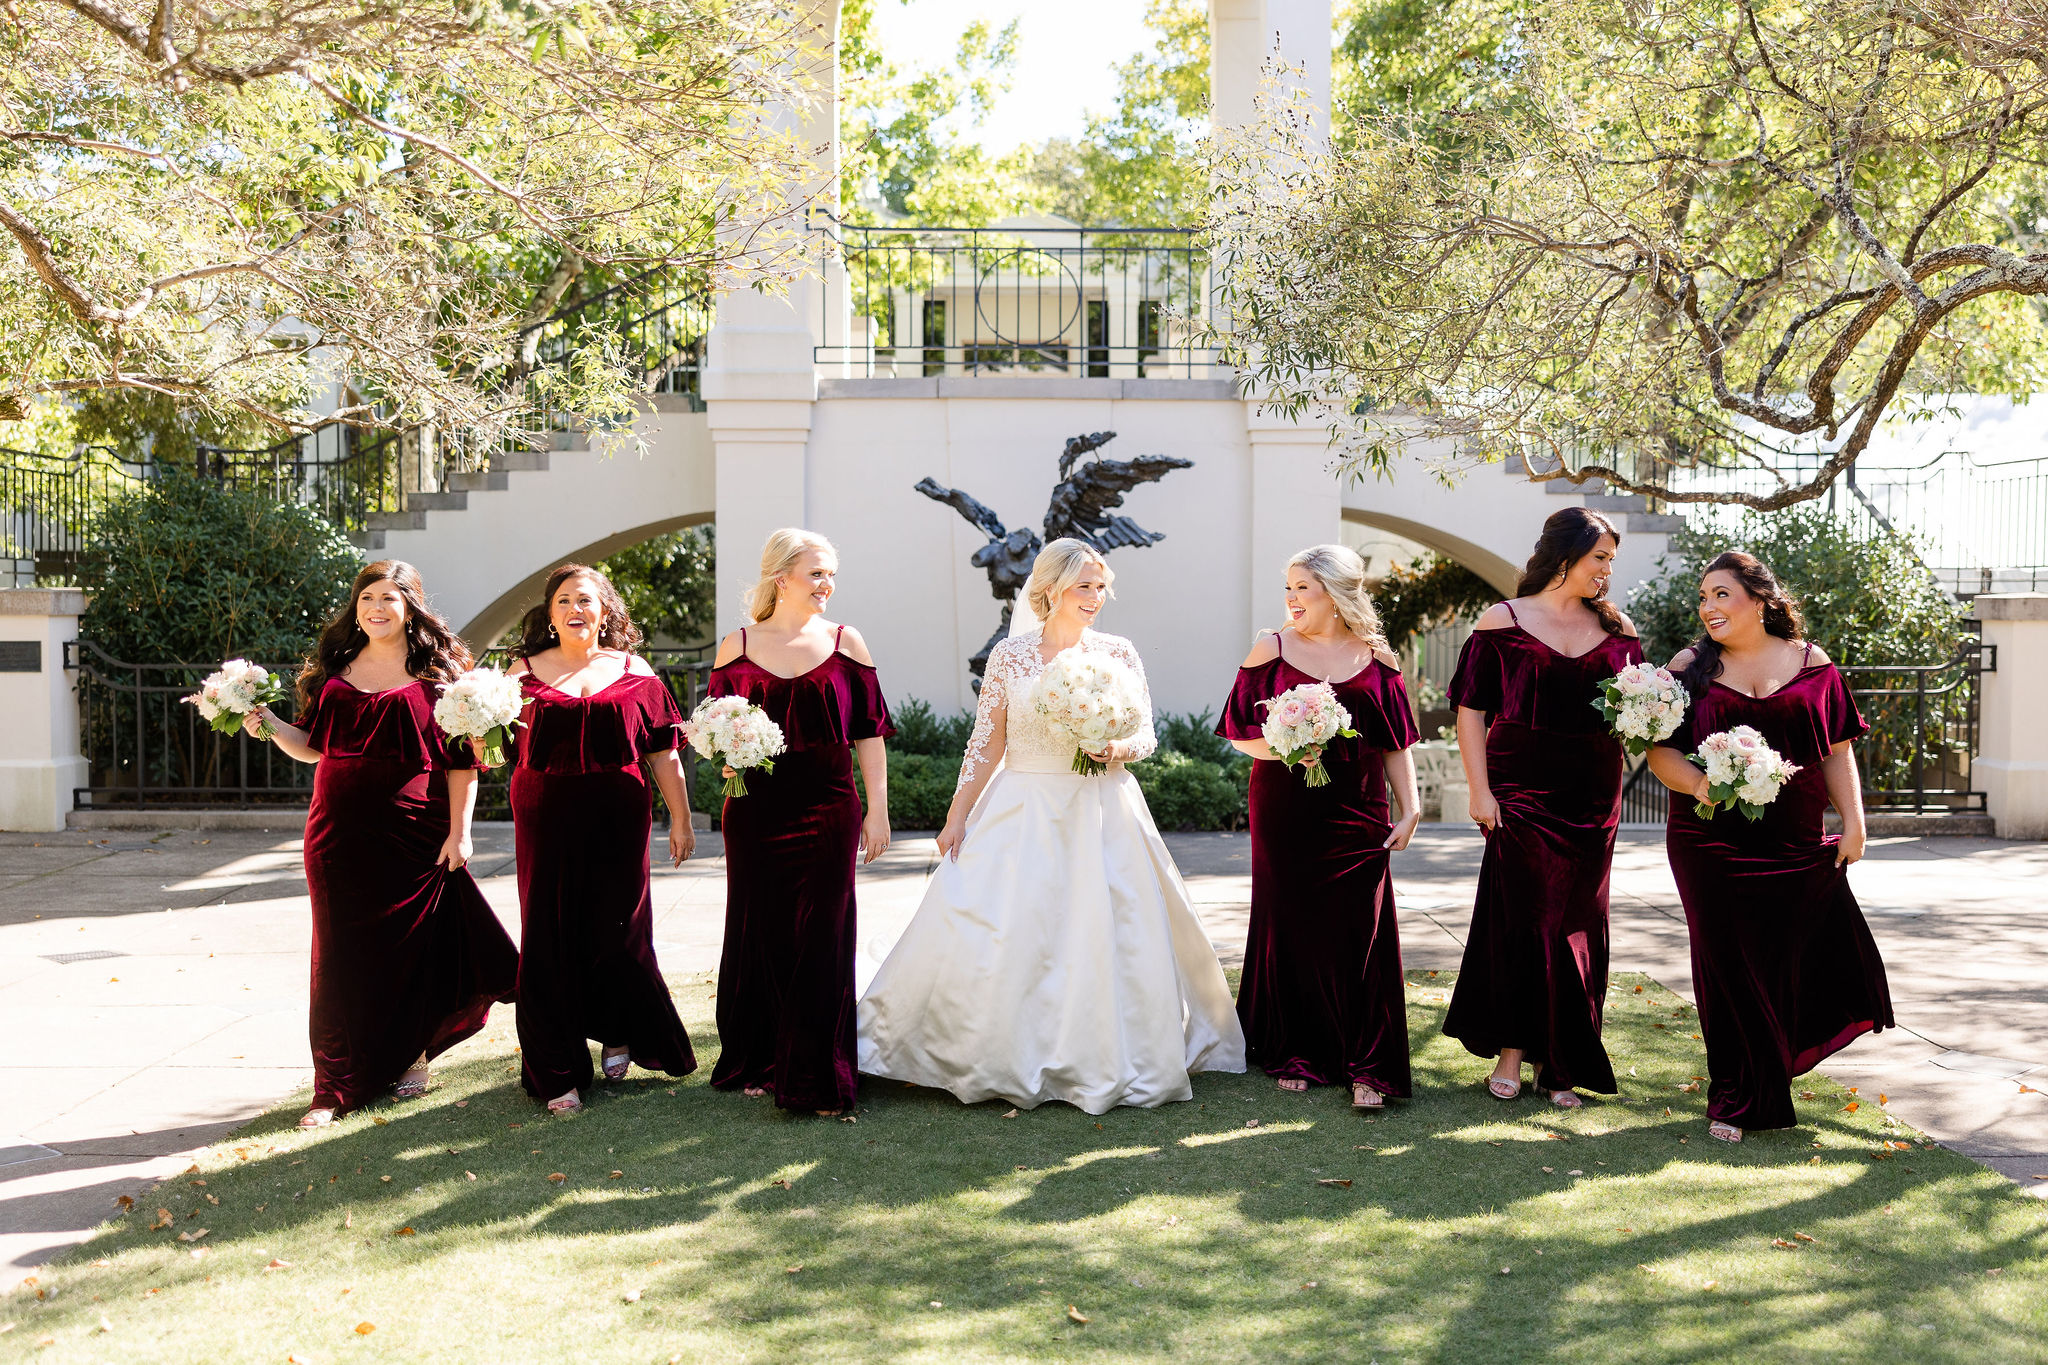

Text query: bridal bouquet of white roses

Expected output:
[1259,681,1358,788]
[1691,725,1801,820]
[1592,662,1689,756]
[686,695,786,797]
[434,666,526,768]
[1033,651,1146,776]
[184,659,287,739]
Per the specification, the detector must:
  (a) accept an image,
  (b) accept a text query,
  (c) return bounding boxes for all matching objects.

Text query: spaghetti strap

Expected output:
[1502,600,1521,626]
[1801,640,1814,667]
[833,623,845,653]
[1274,629,1284,660]
[739,626,747,657]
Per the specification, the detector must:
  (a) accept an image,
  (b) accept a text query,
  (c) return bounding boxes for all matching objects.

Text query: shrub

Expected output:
[889,697,977,757]
[81,468,360,665]
[1132,750,1250,832]
[597,525,715,647]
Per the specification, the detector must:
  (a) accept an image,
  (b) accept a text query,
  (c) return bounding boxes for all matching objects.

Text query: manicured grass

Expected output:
[14,972,2048,1363]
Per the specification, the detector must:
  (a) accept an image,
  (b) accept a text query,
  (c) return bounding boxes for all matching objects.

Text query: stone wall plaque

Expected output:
[0,641,40,672]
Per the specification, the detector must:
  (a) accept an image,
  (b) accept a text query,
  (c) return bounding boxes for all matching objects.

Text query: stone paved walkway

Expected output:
[3,823,2043,1272]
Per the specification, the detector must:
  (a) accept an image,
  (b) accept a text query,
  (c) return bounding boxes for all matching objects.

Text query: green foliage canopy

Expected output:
[597,526,717,648]
[1211,0,2048,509]
[81,469,360,665]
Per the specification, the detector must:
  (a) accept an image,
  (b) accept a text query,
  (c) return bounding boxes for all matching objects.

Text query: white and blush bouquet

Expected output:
[184,659,286,739]
[1592,662,1689,756]
[1259,681,1358,788]
[1691,725,1801,821]
[686,695,786,797]
[434,666,526,768]
[1032,650,1146,776]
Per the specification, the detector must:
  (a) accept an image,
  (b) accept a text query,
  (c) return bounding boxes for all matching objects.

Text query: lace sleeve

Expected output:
[1102,635,1157,762]
[955,643,1013,792]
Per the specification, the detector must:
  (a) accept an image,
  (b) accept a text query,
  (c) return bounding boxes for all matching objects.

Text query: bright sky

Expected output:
[866,0,1158,153]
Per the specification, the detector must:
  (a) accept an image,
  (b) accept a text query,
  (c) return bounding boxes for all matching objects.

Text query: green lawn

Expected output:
[14,972,2048,1363]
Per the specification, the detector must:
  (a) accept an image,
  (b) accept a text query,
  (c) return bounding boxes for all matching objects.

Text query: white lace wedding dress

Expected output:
[857,628,1246,1113]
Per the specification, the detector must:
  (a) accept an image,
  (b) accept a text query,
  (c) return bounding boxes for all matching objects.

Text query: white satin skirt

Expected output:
[857,764,1247,1113]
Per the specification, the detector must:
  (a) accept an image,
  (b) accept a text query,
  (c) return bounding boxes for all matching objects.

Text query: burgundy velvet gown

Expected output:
[1216,643,1421,1095]
[1442,609,1643,1094]
[706,627,894,1112]
[298,678,517,1115]
[510,670,697,1099]
[1658,651,1893,1130]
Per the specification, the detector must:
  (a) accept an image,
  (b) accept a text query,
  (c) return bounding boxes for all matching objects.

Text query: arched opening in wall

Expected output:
[464,511,715,649]
[1340,508,1505,741]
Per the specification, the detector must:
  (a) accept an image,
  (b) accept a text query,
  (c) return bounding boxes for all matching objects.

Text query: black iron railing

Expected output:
[1613,633,1995,823]
[0,448,148,589]
[66,641,711,816]
[818,221,1215,379]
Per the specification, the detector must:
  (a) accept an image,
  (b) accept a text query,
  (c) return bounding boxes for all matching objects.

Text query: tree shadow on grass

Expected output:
[26,974,2048,1364]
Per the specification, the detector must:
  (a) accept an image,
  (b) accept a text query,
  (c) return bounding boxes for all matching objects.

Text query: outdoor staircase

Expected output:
[351,447,559,553]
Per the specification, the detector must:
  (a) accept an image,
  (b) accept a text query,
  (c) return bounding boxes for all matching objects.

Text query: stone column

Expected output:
[0,588,87,832]
[1210,0,1333,135]
[1976,593,2048,841]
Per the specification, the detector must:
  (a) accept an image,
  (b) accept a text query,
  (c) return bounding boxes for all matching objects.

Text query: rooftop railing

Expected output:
[816,221,1218,380]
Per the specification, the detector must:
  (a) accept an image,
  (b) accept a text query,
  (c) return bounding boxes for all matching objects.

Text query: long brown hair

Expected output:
[1514,506,1628,637]
[296,560,472,713]
[514,563,643,658]
[1677,551,1808,697]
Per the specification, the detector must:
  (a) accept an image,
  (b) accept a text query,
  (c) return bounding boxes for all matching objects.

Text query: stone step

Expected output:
[365,508,427,533]
[1580,492,1649,514]
[490,451,552,474]
[1839,810,1998,839]
[446,470,510,493]
[1548,476,1609,495]
[405,490,469,512]
[1625,512,1688,534]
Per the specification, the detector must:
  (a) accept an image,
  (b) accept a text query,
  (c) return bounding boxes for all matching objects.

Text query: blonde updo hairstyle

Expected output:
[747,528,839,624]
[1025,537,1114,623]
[1289,544,1390,652]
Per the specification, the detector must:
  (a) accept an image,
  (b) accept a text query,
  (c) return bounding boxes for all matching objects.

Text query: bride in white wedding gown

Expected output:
[858,539,1246,1113]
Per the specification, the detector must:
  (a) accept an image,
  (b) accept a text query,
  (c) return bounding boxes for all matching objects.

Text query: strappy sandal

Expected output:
[546,1091,583,1115]
[1487,1074,1522,1101]
[1537,1087,1583,1110]
[1278,1078,1309,1094]
[1351,1082,1384,1110]
[1708,1120,1742,1143]
[393,1060,431,1100]
[600,1048,630,1081]
[299,1108,337,1129]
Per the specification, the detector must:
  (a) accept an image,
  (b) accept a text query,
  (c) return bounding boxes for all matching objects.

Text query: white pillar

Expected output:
[1210,0,1333,136]
[1976,593,2048,841]
[0,589,87,832]
[702,0,840,635]
[1244,410,1343,628]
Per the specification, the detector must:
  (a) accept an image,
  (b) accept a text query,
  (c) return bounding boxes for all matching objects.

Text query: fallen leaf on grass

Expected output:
[150,1209,172,1231]
[266,1259,292,1270]
[1541,1167,1554,1174]
[115,1196,134,1212]
[1800,1090,1817,1100]
[1700,1280,1719,1290]
[547,1172,568,1183]
[1842,1101,1859,1113]
[455,1101,467,1108]
[176,1229,209,1243]
[393,1227,416,1237]
[1632,985,1643,993]
[1499,1267,1512,1276]
[610,1171,623,1180]
[1771,1239,1798,1250]
[372,1118,387,1127]
[1164,1215,1181,1227]
[1315,1179,1353,1188]
[1245,1119,1260,1129]
[1486,1141,1504,1147]
[1879,1093,1888,1105]
[1794,1233,1816,1243]
[1567,1170,1584,1176]
[1001,1109,1018,1119]
[785,1265,804,1275]
[1066,1305,1090,1324]
[623,1289,641,1303]
[379,1176,391,1184]
[770,1179,791,1190]
[465,1172,476,1181]
[1678,1081,1700,1093]
[343,1214,352,1229]
[1810,1156,1823,1164]
[354,1322,375,1336]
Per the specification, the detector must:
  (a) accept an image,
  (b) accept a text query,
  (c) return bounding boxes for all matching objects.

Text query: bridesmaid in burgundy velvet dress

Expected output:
[247,560,517,1127]
[1648,551,1890,1143]
[1443,508,1643,1108]
[505,564,698,1114]
[705,529,894,1117]
[1217,545,1421,1109]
